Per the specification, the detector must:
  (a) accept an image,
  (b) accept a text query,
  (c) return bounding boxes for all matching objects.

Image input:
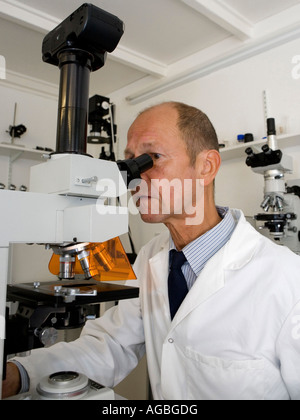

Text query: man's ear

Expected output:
[196,150,221,187]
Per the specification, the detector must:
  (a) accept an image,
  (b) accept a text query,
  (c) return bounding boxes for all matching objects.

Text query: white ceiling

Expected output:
[1,0,300,103]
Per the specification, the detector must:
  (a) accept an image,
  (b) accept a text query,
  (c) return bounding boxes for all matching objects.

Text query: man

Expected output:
[3,102,300,400]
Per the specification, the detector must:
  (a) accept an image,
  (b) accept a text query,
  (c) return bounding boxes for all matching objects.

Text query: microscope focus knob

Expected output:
[245,147,254,156]
[35,327,58,347]
[262,144,272,154]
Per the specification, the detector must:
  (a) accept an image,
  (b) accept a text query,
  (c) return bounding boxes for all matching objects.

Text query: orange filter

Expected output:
[49,237,136,282]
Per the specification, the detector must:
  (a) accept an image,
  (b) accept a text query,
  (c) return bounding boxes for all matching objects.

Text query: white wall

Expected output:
[0,84,57,189]
[111,37,300,249]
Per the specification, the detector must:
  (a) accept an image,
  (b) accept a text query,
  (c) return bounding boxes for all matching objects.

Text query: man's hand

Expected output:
[2,363,21,399]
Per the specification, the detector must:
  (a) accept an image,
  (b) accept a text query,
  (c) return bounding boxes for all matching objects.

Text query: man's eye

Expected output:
[152,153,161,160]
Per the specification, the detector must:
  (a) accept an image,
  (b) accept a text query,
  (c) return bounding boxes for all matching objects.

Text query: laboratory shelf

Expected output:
[0,143,46,161]
[220,133,300,161]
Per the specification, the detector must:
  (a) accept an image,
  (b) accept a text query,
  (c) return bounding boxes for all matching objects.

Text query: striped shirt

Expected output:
[169,207,236,290]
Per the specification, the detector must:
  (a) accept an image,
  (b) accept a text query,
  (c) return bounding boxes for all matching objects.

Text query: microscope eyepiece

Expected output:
[117,154,153,187]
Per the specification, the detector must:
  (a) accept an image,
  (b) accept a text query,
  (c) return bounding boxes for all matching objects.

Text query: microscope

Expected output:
[1,3,153,398]
[245,118,300,254]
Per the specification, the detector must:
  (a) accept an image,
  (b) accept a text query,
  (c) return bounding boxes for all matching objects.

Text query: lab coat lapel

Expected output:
[148,233,226,327]
[170,210,260,327]
[147,210,260,328]
[148,236,170,312]
[171,246,226,326]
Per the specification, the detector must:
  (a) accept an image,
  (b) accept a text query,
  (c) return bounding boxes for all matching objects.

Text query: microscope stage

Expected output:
[7,280,139,306]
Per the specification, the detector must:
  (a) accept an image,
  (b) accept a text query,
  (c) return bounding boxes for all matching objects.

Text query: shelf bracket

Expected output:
[8,150,24,187]
[10,151,23,164]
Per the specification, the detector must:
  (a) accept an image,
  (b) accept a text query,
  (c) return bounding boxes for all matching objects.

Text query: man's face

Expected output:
[125,105,205,225]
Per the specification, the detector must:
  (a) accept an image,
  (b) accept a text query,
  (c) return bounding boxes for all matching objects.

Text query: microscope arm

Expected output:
[0,188,128,393]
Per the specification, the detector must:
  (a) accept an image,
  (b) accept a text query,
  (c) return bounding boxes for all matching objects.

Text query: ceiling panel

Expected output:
[11,0,230,64]
[1,0,300,100]
[101,0,230,64]
[0,16,146,95]
[224,0,300,23]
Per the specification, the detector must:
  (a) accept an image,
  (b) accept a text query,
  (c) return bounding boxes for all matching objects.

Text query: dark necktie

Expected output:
[168,250,188,320]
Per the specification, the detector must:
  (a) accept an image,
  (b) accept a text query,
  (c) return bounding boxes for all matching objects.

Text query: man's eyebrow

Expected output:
[124,147,135,157]
[124,142,156,157]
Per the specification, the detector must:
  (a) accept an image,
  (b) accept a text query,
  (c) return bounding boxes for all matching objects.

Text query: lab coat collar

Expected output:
[223,209,259,271]
[172,209,260,326]
[148,209,260,327]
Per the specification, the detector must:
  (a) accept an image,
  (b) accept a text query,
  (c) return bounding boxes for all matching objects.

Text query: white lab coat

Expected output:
[17,209,300,400]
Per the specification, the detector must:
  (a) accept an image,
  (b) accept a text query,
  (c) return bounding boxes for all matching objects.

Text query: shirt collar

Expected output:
[169,207,237,277]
